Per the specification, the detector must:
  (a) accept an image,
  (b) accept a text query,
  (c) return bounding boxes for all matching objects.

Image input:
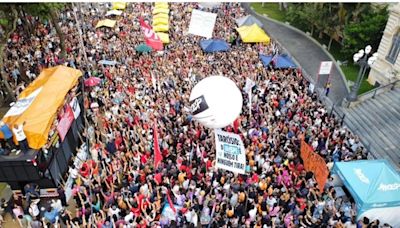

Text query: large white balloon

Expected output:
[190,76,243,128]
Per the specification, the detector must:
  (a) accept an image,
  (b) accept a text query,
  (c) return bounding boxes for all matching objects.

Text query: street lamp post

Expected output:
[347,45,378,101]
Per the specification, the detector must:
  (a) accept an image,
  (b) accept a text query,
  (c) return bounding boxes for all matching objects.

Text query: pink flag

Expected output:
[139,17,163,51]
[153,120,163,169]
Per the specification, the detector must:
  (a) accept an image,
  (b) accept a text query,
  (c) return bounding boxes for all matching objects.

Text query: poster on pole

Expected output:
[318,61,333,75]
[214,129,246,174]
[244,78,255,93]
[188,9,217,38]
[69,97,81,119]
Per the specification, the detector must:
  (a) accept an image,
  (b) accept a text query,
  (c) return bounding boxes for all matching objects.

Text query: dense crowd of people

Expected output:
[0,2,390,228]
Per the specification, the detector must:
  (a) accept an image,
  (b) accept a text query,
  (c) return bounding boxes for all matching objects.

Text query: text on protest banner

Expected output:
[139,17,163,51]
[4,87,43,117]
[188,9,217,39]
[318,61,333,75]
[300,140,329,193]
[214,129,246,174]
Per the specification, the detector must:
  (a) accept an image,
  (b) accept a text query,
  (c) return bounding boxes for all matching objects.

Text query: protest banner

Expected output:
[139,17,163,51]
[69,97,81,119]
[244,77,255,93]
[214,129,246,174]
[4,87,42,117]
[300,140,329,193]
[57,104,75,141]
[188,9,217,38]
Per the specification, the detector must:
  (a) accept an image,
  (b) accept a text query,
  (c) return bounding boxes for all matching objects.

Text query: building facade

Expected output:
[368,3,400,85]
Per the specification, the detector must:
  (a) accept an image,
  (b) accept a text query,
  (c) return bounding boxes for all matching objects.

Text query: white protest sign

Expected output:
[188,9,217,39]
[4,87,42,117]
[214,129,246,174]
[244,77,255,93]
[69,97,81,119]
[318,61,333,75]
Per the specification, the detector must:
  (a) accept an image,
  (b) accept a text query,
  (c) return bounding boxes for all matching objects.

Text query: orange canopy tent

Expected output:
[0,66,82,149]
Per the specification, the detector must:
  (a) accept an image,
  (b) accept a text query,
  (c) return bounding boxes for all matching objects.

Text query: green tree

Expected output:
[324,3,346,50]
[286,4,317,35]
[22,3,67,59]
[0,4,18,101]
[341,6,388,59]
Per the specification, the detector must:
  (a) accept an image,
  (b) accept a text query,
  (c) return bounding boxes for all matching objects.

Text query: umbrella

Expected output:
[200,39,230,53]
[106,10,123,16]
[135,44,152,53]
[84,77,101,87]
[112,2,126,10]
[98,60,119,65]
[96,19,116,29]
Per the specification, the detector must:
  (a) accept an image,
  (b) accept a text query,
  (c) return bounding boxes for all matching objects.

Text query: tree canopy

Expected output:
[285,3,388,58]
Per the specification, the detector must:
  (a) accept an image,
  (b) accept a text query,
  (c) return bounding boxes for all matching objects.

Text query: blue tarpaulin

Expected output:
[200,39,230,53]
[332,160,400,227]
[259,54,297,69]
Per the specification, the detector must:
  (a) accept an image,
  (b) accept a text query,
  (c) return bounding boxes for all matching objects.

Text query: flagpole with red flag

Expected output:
[167,189,177,214]
[153,120,163,170]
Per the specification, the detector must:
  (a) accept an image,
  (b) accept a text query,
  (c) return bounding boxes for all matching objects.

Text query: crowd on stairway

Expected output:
[1,2,390,228]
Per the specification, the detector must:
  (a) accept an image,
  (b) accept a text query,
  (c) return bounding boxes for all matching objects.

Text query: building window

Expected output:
[386,32,400,64]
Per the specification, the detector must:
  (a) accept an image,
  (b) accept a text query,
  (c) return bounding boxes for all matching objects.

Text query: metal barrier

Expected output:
[329,104,346,127]
[371,79,400,99]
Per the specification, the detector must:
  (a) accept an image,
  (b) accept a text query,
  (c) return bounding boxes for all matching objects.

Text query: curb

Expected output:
[247,4,351,94]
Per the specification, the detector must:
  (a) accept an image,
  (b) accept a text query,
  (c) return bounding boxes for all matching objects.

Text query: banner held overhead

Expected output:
[188,9,217,39]
[214,129,246,174]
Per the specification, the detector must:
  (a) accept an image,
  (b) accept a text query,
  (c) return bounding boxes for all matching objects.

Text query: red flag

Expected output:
[153,121,163,169]
[139,17,163,51]
[167,190,177,214]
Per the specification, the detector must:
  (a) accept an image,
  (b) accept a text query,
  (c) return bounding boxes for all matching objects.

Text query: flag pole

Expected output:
[248,89,252,119]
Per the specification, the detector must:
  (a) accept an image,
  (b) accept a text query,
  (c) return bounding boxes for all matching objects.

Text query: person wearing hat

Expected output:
[0,121,16,154]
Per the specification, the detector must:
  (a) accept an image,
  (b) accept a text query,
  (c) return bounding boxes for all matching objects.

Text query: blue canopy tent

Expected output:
[260,54,273,67]
[200,39,230,53]
[275,54,297,69]
[332,160,400,227]
[260,54,297,69]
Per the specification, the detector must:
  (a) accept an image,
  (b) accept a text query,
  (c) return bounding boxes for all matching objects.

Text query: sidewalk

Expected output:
[243,3,349,105]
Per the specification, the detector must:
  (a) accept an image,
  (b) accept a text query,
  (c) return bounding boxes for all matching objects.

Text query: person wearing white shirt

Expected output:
[29,199,40,218]
[12,121,29,155]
